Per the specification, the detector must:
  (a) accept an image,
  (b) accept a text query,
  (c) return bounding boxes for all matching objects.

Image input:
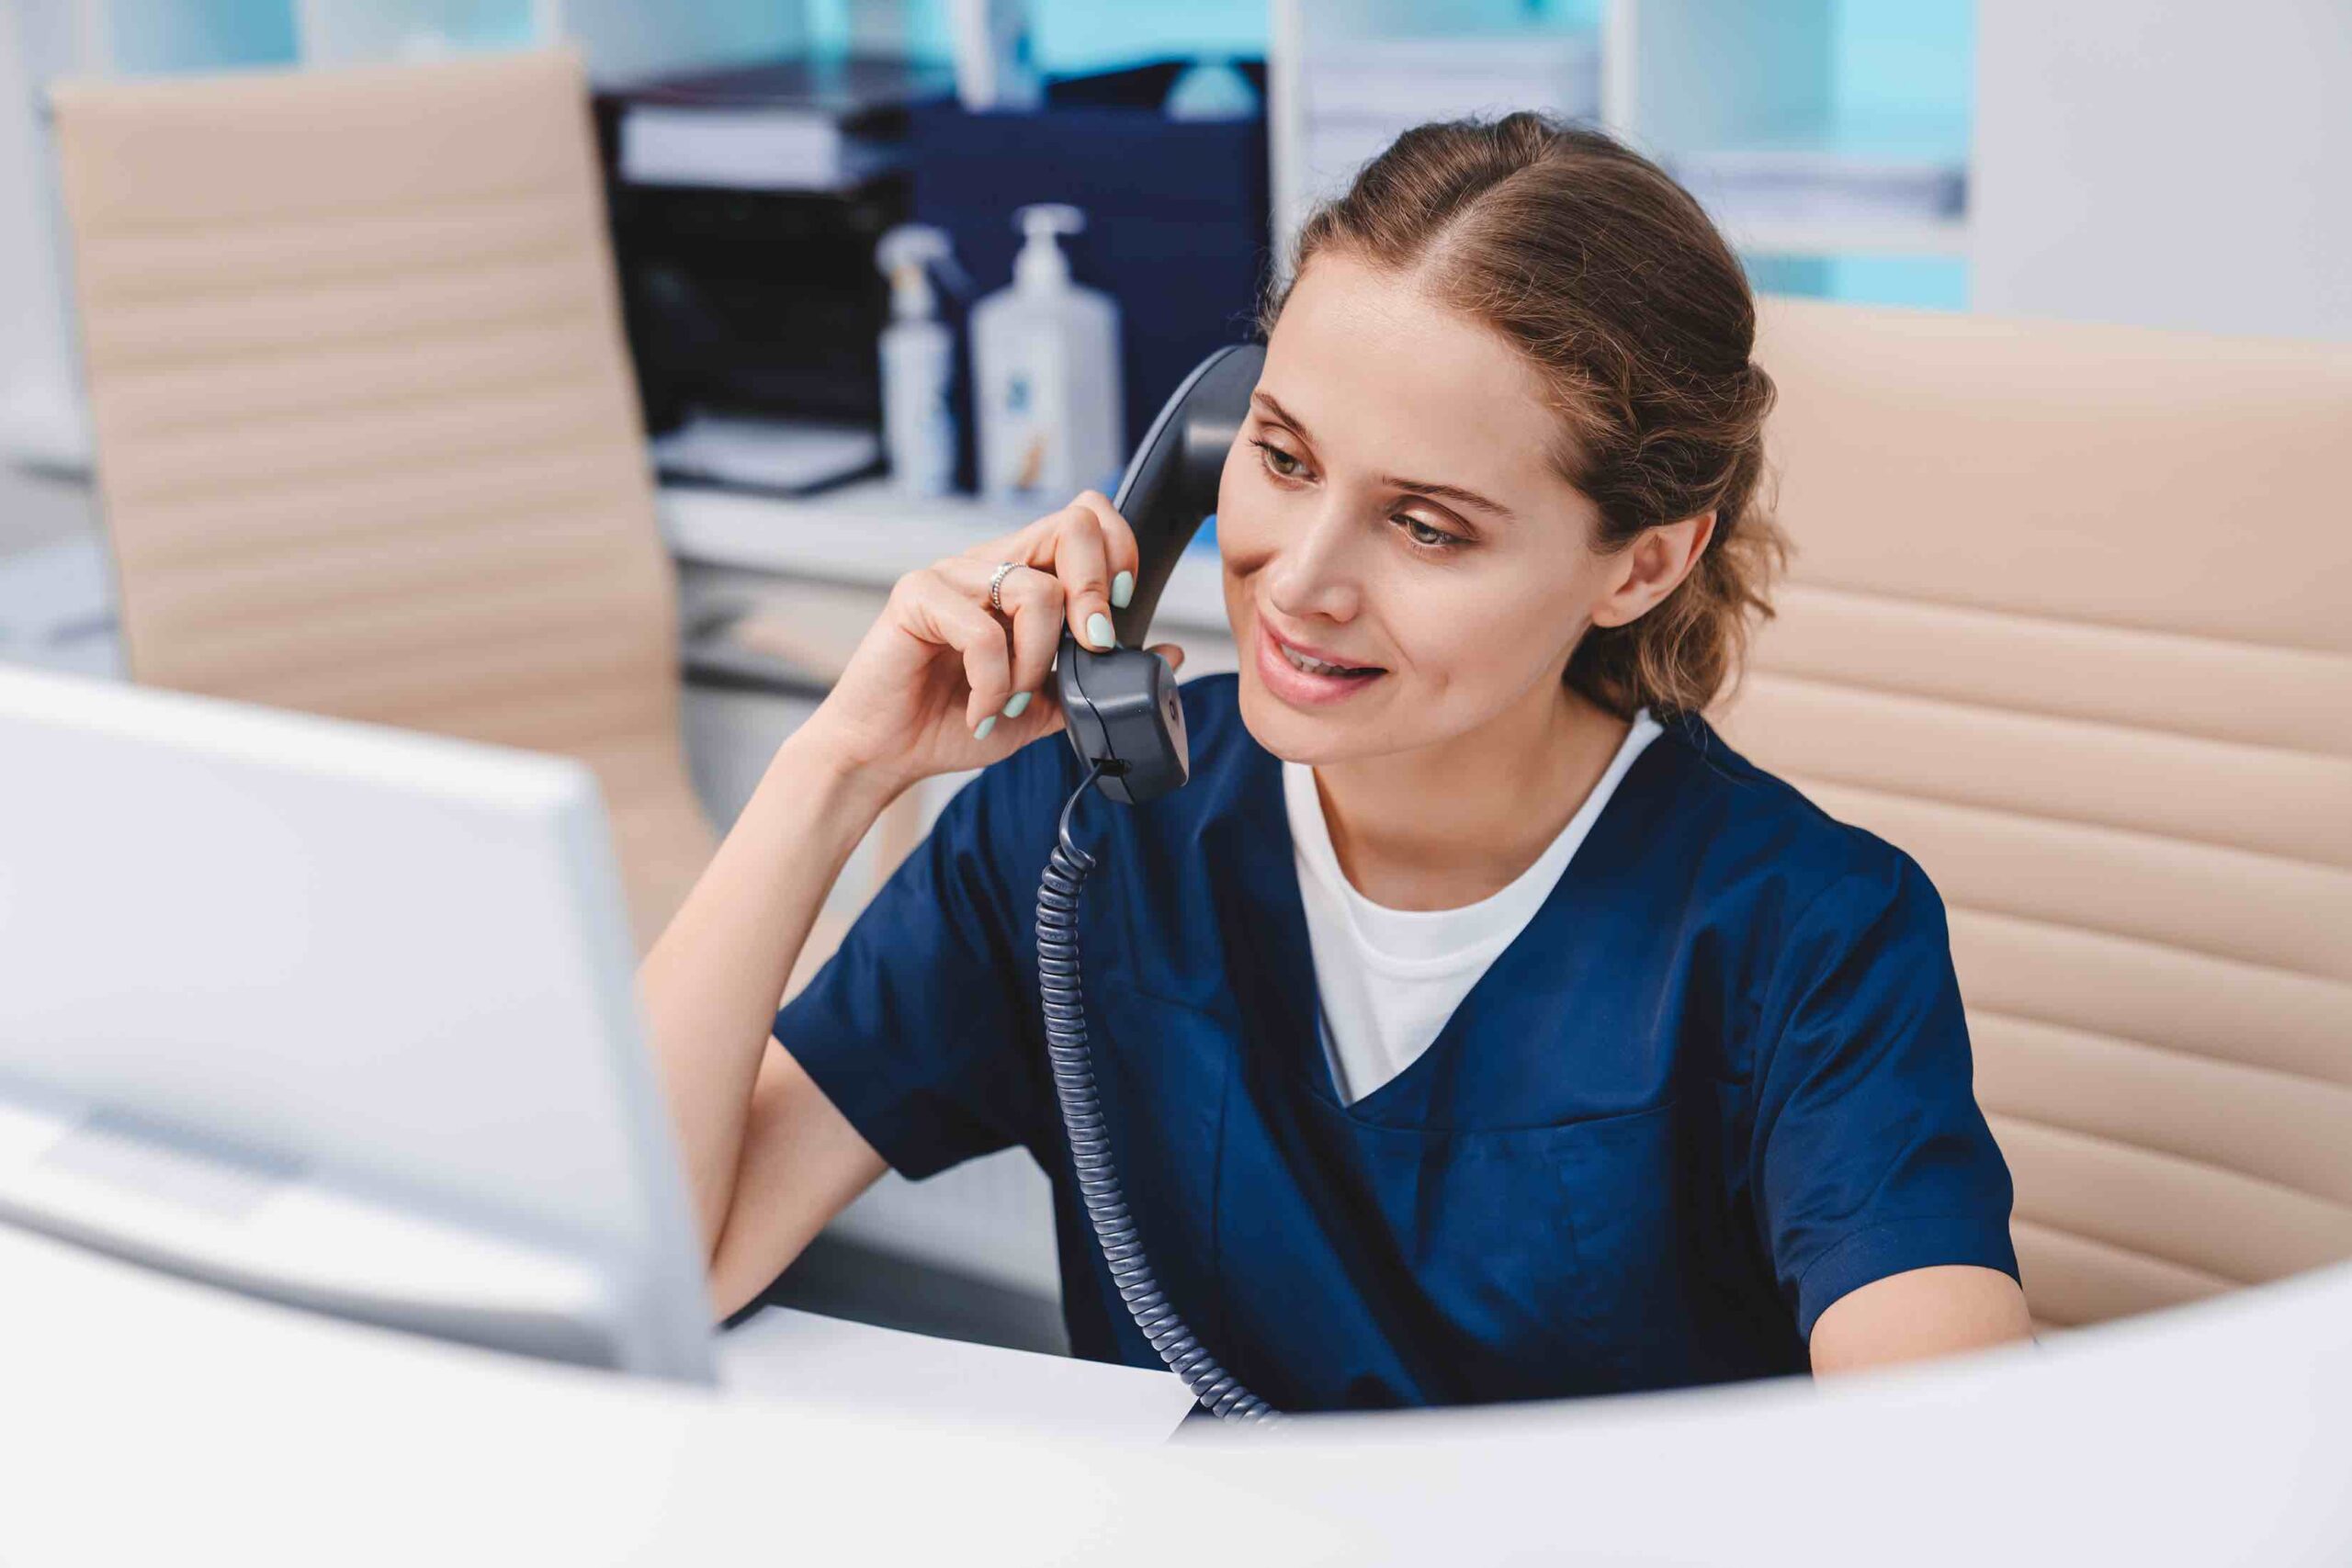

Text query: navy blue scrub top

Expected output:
[775,672,2019,1412]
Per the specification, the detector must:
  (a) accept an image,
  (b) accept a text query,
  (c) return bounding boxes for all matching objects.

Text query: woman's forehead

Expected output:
[1261,254,1571,495]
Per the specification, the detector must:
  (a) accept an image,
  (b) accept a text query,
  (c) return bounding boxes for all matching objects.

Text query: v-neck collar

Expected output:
[1279,710,1663,974]
[1211,706,1698,1126]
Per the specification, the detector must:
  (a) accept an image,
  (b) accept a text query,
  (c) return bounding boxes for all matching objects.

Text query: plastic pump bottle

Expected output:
[875,223,962,498]
[970,203,1124,504]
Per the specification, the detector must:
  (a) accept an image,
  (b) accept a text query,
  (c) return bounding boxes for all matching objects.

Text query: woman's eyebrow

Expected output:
[1252,390,1516,521]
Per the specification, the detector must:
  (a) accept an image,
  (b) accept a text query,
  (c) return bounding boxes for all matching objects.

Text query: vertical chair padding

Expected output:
[51,51,713,953]
[1718,297,2352,1328]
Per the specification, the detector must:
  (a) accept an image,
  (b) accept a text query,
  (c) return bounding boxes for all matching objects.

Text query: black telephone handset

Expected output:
[1056,342,1265,805]
[1038,344,1281,1423]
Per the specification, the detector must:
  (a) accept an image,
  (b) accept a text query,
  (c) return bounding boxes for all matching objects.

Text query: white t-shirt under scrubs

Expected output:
[1283,708,1666,1104]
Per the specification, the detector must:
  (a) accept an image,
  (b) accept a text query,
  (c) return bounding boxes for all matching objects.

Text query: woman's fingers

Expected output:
[996,564,1067,700]
[1066,489,1142,619]
[933,554,1060,705]
[908,557,1072,742]
[906,497,1163,745]
[1026,491,1139,653]
[1041,502,1114,651]
[966,491,1144,656]
[1147,641,1186,673]
[893,567,1013,731]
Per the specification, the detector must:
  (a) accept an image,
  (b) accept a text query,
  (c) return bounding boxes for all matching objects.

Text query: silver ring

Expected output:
[987,559,1021,614]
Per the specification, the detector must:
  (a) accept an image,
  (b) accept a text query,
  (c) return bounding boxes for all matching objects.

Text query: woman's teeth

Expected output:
[1279,640,1374,678]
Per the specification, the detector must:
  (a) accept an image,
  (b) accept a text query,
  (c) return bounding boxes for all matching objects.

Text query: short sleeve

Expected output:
[772,735,1070,1180]
[1749,847,2021,1338]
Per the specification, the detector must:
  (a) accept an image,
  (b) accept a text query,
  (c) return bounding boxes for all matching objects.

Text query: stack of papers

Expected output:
[620,107,902,192]
[610,53,955,194]
[652,412,881,495]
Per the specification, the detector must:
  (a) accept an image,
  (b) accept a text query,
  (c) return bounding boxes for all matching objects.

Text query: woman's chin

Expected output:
[1236,664,1385,765]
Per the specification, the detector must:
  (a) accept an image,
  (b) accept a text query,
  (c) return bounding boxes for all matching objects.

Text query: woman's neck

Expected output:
[1309,679,1631,912]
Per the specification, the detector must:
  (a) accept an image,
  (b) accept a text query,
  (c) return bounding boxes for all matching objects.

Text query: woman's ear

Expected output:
[1590,510,1717,628]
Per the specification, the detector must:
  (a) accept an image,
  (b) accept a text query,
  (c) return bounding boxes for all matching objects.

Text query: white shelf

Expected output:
[1715,214,1969,259]
[658,480,1238,636]
[1270,1,1974,278]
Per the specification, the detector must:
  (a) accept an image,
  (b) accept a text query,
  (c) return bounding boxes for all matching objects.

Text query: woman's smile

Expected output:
[1255,615,1387,707]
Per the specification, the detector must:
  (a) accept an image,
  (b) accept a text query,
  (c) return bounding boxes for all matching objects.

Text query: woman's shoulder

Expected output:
[1642,709,1949,939]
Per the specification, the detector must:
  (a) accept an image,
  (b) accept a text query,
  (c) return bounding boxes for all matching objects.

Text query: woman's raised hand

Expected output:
[798,491,1186,795]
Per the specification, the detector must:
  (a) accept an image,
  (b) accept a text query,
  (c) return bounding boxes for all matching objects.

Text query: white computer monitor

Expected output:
[0,665,715,1384]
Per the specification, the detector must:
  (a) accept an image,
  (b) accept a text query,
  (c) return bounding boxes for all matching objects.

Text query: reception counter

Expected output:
[5,1217,2347,1564]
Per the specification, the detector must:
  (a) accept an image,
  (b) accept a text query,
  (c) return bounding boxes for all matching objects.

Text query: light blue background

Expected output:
[142,0,1975,308]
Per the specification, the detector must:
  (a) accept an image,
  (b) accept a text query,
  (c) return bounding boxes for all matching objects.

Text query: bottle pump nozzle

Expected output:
[1012,202,1085,293]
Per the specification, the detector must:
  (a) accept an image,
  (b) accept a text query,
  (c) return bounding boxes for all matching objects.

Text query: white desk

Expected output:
[0,1221,1301,1565]
[6,1215,2351,1563]
[660,479,1240,637]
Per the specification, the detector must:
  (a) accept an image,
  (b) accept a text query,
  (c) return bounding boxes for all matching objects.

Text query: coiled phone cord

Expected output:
[1035,763,1282,1424]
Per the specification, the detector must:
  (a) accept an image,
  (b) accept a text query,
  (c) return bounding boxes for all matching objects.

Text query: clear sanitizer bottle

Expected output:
[875,223,961,498]
[970,202,1125,504]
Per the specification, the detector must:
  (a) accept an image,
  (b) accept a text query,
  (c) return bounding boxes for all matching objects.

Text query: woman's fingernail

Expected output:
[1001,691,1032,718]
[1087,612,1116,650]
[973,715,997,740]
[1111,570,1134,609]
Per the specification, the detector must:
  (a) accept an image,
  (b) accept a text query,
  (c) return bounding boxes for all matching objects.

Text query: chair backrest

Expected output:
[50,50,711,950]
[1716,297,2352,1331]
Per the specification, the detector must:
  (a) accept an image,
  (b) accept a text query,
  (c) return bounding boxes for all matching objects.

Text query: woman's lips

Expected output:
[1267,621,1375,670]
[1255,619,1385,707]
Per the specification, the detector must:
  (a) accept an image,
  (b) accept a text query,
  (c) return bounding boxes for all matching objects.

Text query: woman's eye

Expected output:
[1252,439,1303,479]
[1400,516,1458,549]
[1250,438,1460,551]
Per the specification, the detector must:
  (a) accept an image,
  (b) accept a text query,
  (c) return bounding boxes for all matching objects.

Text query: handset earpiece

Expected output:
[1057,342,1264,806]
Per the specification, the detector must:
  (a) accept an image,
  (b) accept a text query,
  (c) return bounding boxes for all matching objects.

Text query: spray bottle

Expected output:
[874,224,965,498]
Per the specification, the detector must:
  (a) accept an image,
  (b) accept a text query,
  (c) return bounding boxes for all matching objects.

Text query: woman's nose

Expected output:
[1264,509,1364,625]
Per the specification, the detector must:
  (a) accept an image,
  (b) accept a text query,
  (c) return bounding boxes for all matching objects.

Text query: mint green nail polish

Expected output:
[1087,612,1116,650]
[1112,570,1134,609]
[1001,691,1032,718]
[973,715,996,740]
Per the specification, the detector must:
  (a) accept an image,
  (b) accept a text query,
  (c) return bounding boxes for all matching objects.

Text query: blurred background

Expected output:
[1,0,2344,1356]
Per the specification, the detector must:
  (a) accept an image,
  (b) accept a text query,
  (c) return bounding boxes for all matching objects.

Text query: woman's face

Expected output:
[1217,251,1621,764]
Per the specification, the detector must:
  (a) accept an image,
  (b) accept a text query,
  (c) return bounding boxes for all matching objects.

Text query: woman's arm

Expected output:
[636,724,900,1302]
[636,492,1164,1320]
[1749,851,2029,1366]
[1809,1264,2035,1375]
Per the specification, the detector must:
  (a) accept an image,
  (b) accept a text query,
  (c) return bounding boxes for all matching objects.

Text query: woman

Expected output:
[641,114,2031,1412]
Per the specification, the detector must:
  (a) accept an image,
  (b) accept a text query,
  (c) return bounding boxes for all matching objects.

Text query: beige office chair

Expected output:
[47,50,881,975]
[1716,297,2352,1331]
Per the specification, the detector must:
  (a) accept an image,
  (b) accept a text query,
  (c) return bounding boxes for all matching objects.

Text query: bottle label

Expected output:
[996,337,1069,502]
[883,333,955,497]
